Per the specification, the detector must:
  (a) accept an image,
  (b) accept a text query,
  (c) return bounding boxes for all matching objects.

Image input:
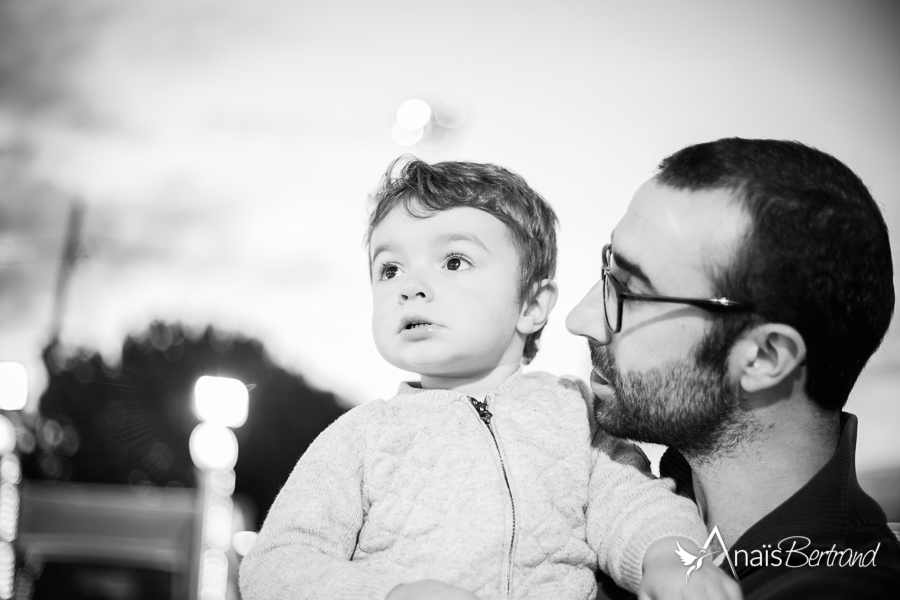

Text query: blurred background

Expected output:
[1,0,898,598]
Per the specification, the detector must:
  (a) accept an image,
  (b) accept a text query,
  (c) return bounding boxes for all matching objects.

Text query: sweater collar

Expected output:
[396,366,526,401]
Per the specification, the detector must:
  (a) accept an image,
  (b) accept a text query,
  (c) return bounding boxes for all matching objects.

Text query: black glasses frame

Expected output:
[602,244,751,333]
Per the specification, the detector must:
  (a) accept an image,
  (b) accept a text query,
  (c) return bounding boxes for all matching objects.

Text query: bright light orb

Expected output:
[0,418,14,456]
[435,100,467,129]
[199,548,228,600]
[189,423,239,471]
[0,541,13,599]
[0,456,19,486]
[396,99,432,130]
[391,122,424,146]
[232,531,258,557]
[194,376,249,428]
[0,363,27,412]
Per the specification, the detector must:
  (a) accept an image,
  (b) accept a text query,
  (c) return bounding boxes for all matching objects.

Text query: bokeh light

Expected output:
[0,420,14,457]
[396,99,432,130]
[0,363,27,412]
[232,530,258,557]
[434,100,467,129]
[0,483,17,542]
[0,542,12,599]
[0,457,19,487]
[390,122,424,146]
[189,423,238,471]
[193,376,249,428]
[199,548,228,600]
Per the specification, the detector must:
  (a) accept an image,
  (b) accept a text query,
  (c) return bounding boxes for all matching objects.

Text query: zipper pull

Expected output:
[469,398,493,426]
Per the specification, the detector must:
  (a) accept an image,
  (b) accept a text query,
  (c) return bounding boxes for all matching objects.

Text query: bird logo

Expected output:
[675,542,723,582]
[674,526,740,584]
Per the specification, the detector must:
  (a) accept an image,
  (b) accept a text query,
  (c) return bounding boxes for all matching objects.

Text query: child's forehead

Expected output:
[374,205,510,238]
[369,205,516,256]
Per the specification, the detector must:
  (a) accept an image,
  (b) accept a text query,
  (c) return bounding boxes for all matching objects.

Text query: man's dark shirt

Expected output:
[654,412,900,598]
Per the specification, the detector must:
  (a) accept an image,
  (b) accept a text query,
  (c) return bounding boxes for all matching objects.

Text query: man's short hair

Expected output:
[657,138,894,411]
[366,157,558,364]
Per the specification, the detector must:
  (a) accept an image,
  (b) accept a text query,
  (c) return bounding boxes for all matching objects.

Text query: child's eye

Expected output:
[444,253,472,271]
[379,263,403,280]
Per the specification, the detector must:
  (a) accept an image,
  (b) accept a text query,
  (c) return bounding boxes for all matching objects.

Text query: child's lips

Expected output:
[398,317,441,339]
[399,322,440,341]
[399,316,436,332]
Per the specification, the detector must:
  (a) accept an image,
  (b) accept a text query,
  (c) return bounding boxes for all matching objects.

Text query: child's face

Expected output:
[370,205,526,381]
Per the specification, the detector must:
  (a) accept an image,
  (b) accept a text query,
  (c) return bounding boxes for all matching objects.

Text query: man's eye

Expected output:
[445,254,471,271]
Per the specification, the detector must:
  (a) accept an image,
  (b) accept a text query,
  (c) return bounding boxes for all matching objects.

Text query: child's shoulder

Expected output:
[337,391,451,426]
[324,397,389,431]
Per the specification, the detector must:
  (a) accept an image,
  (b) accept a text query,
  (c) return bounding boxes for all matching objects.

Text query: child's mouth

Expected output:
[404,321,431,330]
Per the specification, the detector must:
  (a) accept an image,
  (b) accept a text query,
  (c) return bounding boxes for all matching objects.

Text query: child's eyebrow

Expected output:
[370,242,395,264]
[439,233,490,253]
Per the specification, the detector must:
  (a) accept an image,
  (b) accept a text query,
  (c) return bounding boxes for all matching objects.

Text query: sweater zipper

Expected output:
[469,397,516,599]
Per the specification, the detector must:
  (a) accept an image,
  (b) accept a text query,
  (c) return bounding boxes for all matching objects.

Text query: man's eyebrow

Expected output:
[439,232,490,253]
[609,245,655,291]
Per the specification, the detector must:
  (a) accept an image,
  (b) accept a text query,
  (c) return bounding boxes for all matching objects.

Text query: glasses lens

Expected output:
[603,270,618,333]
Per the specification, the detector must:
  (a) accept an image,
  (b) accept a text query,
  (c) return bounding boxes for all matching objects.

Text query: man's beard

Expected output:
[588,339,751,460]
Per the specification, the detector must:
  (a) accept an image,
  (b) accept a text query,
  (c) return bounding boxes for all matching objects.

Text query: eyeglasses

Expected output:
[602,244,751,333]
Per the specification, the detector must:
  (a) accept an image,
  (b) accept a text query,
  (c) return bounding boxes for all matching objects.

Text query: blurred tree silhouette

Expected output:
[22,321,347,529]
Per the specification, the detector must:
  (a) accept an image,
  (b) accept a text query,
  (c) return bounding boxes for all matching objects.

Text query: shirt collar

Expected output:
[660,413,886,555]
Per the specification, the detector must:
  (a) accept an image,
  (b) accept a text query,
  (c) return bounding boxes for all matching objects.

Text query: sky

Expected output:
[1,0,899,472]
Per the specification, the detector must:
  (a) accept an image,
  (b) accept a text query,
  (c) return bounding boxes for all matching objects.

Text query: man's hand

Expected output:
[639,537,742,600]
[387,580,481,600]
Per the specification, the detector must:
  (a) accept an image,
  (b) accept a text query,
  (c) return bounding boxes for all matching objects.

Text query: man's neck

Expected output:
[687,401,840,546]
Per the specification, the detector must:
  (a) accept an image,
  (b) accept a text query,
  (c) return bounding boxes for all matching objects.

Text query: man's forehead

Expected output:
[611,179,747,292]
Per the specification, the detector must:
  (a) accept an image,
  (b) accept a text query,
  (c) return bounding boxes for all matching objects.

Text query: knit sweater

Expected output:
[239,369,706,600]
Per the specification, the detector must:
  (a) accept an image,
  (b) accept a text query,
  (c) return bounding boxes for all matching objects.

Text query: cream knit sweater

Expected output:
[239,370,706,600]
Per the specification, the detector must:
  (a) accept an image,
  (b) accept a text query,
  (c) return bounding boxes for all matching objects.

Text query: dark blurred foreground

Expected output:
[12,321,347,599]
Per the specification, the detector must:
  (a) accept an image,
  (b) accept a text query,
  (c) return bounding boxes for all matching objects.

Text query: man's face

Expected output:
[370,205,525,381]
[566,179,750,457]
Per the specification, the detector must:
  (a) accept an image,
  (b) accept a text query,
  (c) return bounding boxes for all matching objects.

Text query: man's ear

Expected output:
[731,324,807,394]
[517,279,558,335]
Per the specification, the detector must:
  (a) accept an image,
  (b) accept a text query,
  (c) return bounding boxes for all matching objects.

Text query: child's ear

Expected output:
[731,323,807,394]
[517,279,558,335]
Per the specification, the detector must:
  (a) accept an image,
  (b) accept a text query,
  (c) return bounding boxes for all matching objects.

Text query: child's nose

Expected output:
[399,275,432,302]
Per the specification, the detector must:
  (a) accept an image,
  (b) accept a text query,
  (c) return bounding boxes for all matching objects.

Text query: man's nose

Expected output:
[565,278,612,345]
[400,273,432,303]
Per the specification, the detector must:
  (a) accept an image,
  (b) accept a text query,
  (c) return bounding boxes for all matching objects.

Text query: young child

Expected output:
[239,159,740,600]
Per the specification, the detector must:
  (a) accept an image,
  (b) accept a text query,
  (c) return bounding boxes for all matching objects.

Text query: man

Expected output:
[566,138,900,598]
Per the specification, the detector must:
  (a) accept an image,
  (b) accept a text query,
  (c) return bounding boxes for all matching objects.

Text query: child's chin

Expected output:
[386,356,451,376]
[407,362,470,380]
